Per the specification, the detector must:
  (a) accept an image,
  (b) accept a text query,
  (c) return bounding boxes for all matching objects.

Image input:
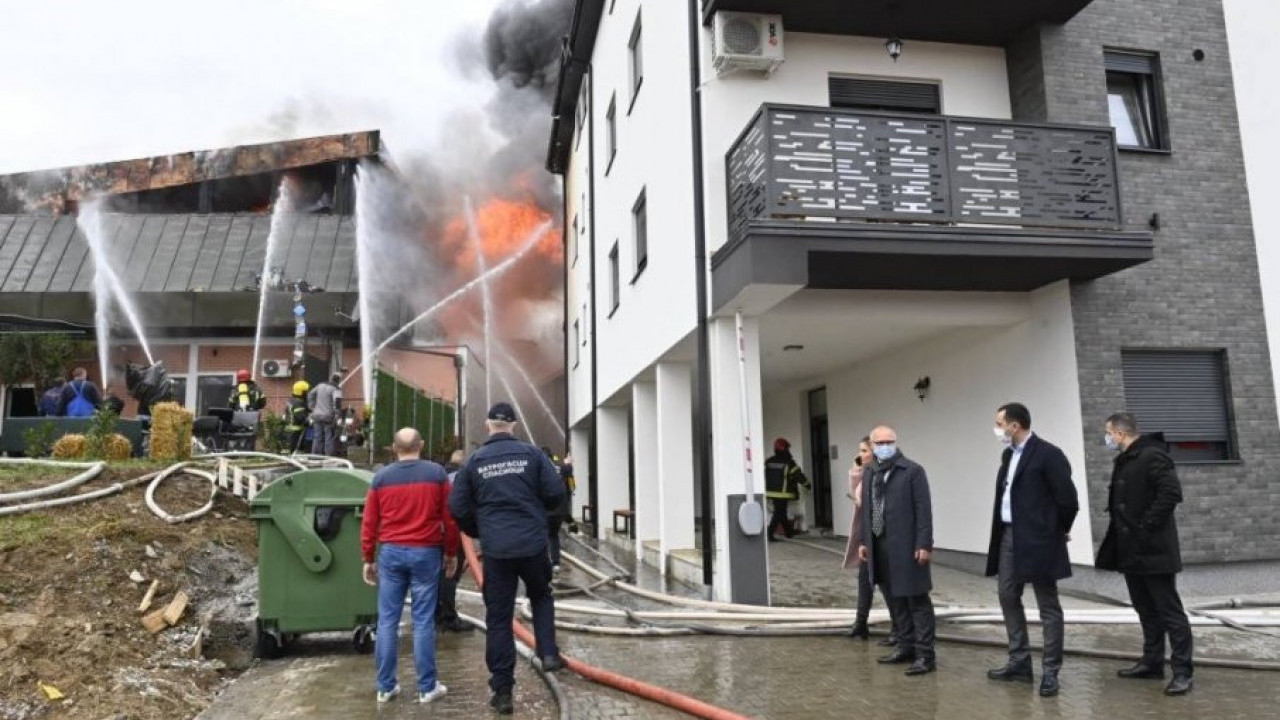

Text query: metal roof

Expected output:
[0,213,356,294]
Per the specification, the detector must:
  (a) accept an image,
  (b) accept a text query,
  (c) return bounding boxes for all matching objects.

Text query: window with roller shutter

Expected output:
[1120,350,1236,463]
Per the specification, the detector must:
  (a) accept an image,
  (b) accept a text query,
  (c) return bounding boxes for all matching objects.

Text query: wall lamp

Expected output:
[913,376,931,401]
[886,37,904,62]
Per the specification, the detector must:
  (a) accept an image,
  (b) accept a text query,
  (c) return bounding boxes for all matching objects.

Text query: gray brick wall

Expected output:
[1011,0,1280,563]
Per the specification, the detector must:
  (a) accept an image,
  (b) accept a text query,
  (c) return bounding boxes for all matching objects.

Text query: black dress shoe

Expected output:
[490,688,514,715]
[1039,672,1060,697]
[877,636,899,647]
[877,649,915,664]
[1164,675,1193,696]
[987,663,1034,683]
[438,619,475,633]
[904,658,936,676]
[540,655,565,673]
[846,621,869,639]
[1117,662,1166,679]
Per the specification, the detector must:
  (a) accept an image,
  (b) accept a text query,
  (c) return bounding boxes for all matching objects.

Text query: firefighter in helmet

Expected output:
[764,437,810,541]
[286,380,311,452]
[228,369,267,412]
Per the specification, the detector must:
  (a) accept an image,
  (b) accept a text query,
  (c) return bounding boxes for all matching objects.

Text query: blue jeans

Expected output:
[375,544,442,693]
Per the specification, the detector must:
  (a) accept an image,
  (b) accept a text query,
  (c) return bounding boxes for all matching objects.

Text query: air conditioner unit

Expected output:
[712,11,784,76]
[260,359,291,379]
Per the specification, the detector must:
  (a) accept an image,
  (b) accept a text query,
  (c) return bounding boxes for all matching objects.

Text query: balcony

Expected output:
[702,1,1096,46]
[713,104,1153,310]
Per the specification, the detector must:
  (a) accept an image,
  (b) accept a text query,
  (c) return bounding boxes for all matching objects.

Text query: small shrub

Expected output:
[22,422,57,458]
[84,406,119,460]
[258,412,291,454]
[51,434,86,460]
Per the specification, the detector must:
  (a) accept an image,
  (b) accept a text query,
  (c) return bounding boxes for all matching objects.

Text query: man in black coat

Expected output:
[857,425,937,676]
[1097,412,1193,696]
[984,403,1079,697]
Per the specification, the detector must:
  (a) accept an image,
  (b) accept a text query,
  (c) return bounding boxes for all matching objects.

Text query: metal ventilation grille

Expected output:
[722,18,761,55]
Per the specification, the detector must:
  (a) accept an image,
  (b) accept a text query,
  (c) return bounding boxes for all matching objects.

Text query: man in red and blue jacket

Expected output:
[360,428,459,706]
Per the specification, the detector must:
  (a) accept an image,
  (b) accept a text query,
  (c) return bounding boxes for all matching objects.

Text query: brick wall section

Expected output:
[1011,0,1280,562]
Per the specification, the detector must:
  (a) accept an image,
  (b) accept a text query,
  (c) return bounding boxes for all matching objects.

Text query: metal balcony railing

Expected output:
[727,104,1123,244]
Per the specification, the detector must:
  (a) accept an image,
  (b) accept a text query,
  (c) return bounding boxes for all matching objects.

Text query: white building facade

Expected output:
[549,0,1280,602]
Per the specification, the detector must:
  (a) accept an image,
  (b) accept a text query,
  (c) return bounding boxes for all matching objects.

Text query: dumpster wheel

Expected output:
[352,624,375,654]
[254,620,284,660]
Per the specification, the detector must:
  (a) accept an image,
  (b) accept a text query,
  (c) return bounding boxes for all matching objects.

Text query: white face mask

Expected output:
[994,426,1012,445]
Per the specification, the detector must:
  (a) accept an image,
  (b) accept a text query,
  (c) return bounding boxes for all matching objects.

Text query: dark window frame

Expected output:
[1104,50,1171,152]
[574,79,589,150]
[1120,348,1238,464]
[573,319,581,368]
[627,10,643,114]
[631,188,647,282]
[605,94,618,175]
[570,212,579,267]
[608,242,621,317]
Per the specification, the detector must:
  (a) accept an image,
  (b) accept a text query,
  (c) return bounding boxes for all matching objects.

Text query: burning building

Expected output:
[0,131,465,453]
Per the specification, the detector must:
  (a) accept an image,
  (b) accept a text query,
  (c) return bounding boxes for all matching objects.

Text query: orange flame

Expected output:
[443,197,563,268]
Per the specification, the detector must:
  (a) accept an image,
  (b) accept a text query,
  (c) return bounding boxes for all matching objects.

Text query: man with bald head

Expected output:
[857,425,938,675]
[361,428,459,705]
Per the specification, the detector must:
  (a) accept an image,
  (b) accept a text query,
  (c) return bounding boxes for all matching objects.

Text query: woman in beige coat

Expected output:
[841,438,877,639]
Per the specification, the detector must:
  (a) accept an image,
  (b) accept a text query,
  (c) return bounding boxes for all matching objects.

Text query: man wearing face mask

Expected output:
[1096,412,1193,696]
[984,403,1078,697]
[857,425,937,676]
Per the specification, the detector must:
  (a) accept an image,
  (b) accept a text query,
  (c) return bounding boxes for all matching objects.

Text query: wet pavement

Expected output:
[200,532,1280,719]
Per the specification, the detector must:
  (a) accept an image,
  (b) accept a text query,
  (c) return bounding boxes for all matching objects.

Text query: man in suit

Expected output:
[857,425,937,676]
[984,403,1079,698]
[1097,412,1193,696]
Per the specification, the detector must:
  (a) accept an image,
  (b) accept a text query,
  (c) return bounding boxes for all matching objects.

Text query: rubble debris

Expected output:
[138,580,160,613]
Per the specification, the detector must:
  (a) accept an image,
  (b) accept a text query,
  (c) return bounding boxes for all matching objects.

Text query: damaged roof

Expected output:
[0,213,357,294]
[0,130,379,214]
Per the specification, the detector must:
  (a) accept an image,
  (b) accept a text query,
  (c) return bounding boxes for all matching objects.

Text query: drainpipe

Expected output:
[561,174,570,458]
[583,58,601,534]
[687,0,714,593]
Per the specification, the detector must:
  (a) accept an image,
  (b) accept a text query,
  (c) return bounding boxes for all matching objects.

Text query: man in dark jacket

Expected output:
[435,450,473,634]
[58,367,102,417]
[764,438,810,541]
[448,403,565,715]
[857,425,937,676]
[286,381,311,452]
[1097,412,1193,696]
[39,378,64,417]
[984,403,1079,697]
[228,369,267,412]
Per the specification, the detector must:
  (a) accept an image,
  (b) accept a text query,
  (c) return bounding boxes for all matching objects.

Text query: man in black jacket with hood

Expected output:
[1097,412,1193,696]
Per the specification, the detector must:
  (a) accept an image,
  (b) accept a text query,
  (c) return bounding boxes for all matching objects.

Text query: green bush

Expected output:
[22,422,57,458]
[84,406,119,460]
[258,411,291,453]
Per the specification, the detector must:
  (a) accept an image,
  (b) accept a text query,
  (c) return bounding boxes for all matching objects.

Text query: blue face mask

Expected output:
[1104,434,1120,451]
[873,444,897,461]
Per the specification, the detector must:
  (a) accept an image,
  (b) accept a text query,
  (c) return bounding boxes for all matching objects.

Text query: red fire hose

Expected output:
[460,536,751,720]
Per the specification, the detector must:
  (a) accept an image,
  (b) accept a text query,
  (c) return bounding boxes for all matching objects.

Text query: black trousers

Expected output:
[483,553,559,692]
[873,537,935,660]
[769,498,793,538]
[548,518,563,566]
[435,554,466,625]
[997,529,1064,671]
[1125,572,1194,676]
[855,562,873,624]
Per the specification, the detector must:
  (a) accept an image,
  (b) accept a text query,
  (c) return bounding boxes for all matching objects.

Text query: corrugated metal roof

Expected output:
[0,213,357,294]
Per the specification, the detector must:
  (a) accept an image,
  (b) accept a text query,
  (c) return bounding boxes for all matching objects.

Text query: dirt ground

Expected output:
[0,463,261,720]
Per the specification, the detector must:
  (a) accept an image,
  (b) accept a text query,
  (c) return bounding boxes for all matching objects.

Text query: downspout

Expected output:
[585,59,601,532]
[561,173,570,456]
[687,0,715,592]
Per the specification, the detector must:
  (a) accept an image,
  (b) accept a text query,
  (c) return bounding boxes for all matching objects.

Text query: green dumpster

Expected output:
[249,468,377,658]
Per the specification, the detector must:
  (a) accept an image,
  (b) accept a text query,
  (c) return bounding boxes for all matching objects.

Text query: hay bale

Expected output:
[51,434,87,460]
[105,434,133,461]
[149,402,194,462]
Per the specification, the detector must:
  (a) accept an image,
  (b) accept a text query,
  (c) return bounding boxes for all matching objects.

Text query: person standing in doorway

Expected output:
[857,425,937,676]
[360,428,458,705]
[58,367,102,417]
[985,403,1079,697]
[1097,412,1193,696]
[308,372,343,456]
[765,437,810,541]
[435,449,473,634]
[841,437,878,639]
[449,403,565,715]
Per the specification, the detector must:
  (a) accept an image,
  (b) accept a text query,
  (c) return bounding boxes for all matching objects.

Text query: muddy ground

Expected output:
[0,463,261,720]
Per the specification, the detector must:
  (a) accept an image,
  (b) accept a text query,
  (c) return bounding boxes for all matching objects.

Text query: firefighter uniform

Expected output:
[764,438,810,541]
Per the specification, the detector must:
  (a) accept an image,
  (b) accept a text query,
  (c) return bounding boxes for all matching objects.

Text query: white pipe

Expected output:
[0,459,106,503]
[145,463,218,524]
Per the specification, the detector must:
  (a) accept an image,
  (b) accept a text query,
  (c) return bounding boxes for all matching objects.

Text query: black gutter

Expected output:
[687,0,715,592]
[561,175,570,458]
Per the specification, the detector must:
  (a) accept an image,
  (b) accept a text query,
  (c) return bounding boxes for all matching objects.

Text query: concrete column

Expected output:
[632,382,660,561]
[708,316,770,604]
[595,406,631,543]
[569,424,591,528]
[655,362,696,564]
